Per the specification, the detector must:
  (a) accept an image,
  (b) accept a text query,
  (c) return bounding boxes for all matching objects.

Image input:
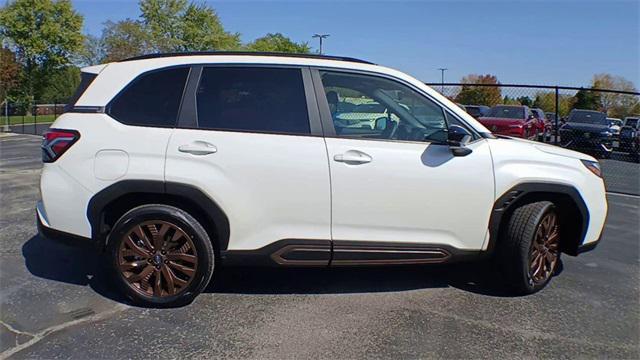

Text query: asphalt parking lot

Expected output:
[0,133,638,359]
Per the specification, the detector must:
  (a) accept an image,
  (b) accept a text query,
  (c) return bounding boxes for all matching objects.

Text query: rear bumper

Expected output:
[37,202,93,248]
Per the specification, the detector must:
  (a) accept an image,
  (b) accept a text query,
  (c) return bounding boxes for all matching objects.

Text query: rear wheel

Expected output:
[107,204,215,307]
[498,201,560,295]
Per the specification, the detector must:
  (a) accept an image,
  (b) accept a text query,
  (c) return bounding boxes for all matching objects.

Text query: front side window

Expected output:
[196,67,310,135]
[320,71,448,143]
[108,67,189,127]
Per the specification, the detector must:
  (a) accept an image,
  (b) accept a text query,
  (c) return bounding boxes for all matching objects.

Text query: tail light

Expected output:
[42,129,80,163]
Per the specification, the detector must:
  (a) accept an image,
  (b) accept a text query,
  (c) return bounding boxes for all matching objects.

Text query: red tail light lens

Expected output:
[42,129,80,163]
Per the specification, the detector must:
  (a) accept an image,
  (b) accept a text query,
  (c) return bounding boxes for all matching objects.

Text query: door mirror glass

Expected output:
[448,125,472,144]
[374,117,387,130]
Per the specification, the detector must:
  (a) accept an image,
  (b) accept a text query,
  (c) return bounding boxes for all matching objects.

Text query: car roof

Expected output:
[119,51,375,65]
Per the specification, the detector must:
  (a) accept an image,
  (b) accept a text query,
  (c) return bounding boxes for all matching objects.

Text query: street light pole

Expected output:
[312,34,330,55]
[437,68,448,93]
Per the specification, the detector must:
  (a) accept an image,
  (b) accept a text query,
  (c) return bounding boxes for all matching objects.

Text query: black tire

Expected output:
[498,201,560,295]
[107,204,215,307]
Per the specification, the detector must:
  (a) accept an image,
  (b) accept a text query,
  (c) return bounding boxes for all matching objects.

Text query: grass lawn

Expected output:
[2,114,57,126]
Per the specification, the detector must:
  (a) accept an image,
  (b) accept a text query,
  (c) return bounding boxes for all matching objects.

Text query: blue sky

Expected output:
[71,0,639,87]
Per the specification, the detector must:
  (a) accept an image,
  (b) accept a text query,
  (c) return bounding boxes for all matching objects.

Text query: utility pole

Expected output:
[312,34,330,55]
[437,68,448,93]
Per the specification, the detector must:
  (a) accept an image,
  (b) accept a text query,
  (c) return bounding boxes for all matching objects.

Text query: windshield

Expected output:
[625,118,638,127]
[487,106,525,119]
[569,111,607,125]
[608,119,622,126]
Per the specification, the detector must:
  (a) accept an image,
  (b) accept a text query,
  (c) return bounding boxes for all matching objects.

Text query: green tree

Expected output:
[532,91,573,117]
[572,89,601,111]
[102,19,152,62]
[454,74,502,107]
[516,96,532,106]
[245,33,310,53]
[0,0,84,102]
[140,0,240,52]
[38,66,80,102]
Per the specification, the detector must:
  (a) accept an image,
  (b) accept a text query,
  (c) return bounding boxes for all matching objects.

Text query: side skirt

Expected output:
[221,239,481,267]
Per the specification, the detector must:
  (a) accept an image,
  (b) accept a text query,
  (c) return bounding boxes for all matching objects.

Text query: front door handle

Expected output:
[178,141,217,155]
[334,150,372,164]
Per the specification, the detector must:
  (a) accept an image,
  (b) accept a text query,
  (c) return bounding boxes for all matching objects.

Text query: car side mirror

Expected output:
[374,117,387,131]
[447,125,473,157]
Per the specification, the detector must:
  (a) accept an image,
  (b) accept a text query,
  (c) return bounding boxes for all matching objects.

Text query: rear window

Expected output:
[195,67,310,135]
[108,67,189,127]
[625,118,639,127]
[63,72,97,112]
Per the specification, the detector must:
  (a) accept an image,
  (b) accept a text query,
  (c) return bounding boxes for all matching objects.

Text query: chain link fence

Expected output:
[1,101,67,136]
[427,83,640,195]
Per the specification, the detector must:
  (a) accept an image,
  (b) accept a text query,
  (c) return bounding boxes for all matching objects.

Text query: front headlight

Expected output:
[599,131,612,137]
[581,159,602,177]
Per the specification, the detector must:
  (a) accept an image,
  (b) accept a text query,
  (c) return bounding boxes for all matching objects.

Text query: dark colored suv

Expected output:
[620,117,639,161]
[559,109,613,158]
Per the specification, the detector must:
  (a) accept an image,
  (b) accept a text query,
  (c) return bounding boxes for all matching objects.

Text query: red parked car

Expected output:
[479,105,539,139]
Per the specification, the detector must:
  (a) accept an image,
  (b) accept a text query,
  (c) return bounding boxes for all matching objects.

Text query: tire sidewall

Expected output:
[518,203,557,293]
[107,205,214,307]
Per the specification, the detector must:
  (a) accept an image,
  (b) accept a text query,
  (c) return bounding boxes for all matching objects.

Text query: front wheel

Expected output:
[498,201,560,295]
[107,204,215,307]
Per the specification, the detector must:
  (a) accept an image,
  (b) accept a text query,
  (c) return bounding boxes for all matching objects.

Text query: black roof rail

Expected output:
[119,51,375,65]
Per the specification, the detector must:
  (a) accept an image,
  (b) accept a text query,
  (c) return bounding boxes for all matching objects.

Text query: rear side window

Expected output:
[63,72,97,113]
[196,67,310,135]
[108,67,189,127]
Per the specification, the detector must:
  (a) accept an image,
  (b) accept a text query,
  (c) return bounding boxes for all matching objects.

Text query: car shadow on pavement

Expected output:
[21,234,128,303]
[22,234,521,306]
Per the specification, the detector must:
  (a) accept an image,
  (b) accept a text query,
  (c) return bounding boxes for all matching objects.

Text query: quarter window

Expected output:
[320,71,448,143]
[196,67,310,135]
[108,67,189,127]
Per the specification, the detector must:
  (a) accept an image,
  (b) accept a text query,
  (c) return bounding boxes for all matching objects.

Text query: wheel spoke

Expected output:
[161,266,176,295]
[124,236,151,258]
[120,259,148,271]
[133,226,154,251]
[147,224,164,252]
[168,261,195,277]
[127,265,154,283]
[166,253,197,264]
[153,269,162,297]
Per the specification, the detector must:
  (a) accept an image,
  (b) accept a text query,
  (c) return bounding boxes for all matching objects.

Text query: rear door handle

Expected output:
[178,141,217,155]
[333,150,372,164]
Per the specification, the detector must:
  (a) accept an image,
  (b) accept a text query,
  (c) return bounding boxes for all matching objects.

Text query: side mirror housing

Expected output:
[447,125,473,157]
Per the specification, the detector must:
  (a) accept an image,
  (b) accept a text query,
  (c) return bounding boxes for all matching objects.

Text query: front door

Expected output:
[314,70,495,255]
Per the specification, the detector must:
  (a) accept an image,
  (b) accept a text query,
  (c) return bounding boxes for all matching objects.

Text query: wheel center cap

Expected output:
[153,254,163,265]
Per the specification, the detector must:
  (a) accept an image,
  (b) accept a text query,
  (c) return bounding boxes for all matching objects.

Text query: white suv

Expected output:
[38,52,607,307]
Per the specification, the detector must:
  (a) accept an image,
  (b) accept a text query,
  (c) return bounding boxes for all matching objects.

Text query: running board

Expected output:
[221,239,473,267]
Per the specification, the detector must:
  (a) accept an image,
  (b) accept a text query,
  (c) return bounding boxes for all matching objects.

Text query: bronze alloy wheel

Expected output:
[528,212,560,285]
[118,220,198,298]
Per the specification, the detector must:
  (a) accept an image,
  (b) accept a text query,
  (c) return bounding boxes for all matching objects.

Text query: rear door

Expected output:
[164,66,331,253]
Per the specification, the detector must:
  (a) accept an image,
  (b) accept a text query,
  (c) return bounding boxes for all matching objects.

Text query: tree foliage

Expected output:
[572,89,601,111]
[0,47,22,102]
[532,92,573,117]
[101,19,153,62]
[245,33,310,53]
[454,74,502,107]
[0,0,84,101]
[591,73,639,118]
